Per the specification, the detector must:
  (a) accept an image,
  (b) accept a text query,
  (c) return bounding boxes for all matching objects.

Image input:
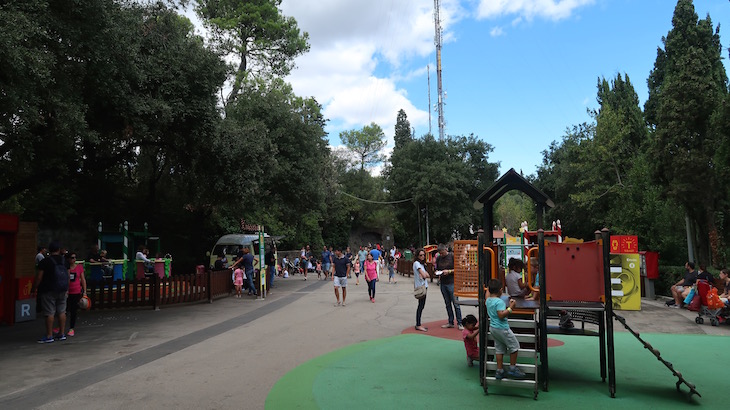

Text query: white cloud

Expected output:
[476,0,594,21]
[279,0,463,162]
[490,26,505,37]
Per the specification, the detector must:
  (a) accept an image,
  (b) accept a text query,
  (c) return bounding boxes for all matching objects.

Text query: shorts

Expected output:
[490,326,520,355]
[322,263,331,273]
[333,276,347,288]
[675,286,685,293]
[40,291,68,317]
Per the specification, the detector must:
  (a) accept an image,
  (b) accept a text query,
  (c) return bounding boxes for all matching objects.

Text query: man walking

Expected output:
[321,246,332,280]
[358,246,368,273]
[434,243,463,330]
[31,242,69,343]
[332,246,351,306]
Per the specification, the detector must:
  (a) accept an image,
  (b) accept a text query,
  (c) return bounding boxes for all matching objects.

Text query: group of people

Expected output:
[412,244,468,332]
[32,242,90,343]
[668,261,729,309]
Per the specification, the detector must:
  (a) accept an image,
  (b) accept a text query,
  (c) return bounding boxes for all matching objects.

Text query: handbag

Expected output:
[683,287,696,305]
[413,285,427,299]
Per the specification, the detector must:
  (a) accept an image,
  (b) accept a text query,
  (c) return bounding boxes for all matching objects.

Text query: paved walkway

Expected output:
[0,274,726,408]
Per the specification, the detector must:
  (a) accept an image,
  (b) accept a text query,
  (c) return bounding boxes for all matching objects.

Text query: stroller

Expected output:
[694,280,724,326]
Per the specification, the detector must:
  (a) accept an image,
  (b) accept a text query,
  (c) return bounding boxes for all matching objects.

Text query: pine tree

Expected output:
[644,0,729,265]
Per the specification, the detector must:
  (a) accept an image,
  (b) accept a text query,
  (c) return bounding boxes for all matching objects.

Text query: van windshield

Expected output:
[213,245,240,256]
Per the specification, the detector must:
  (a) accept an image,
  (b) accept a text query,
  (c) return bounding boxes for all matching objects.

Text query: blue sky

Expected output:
[273,0,730,177]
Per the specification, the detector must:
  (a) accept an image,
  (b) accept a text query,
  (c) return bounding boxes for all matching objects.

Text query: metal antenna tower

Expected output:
[433,0,445,141]
[427,64,432,136]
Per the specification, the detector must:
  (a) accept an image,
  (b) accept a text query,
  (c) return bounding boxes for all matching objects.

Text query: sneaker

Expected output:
[342,303,346,307]
[507,366,526,379]
[458,324,464,331]
[57,334,67,341]
[67,329,75,337]
[334,301,341,307]
[559,314,574,329]
[665,299,676,306]
[495,369,505,380]
[37,336,55,344]
[441,323,455,328]
[52,327,60,334]
[371,298,375,303]
[669,304,679,309]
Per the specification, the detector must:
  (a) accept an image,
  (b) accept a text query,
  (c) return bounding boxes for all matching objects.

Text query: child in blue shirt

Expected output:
[486,279,525,379]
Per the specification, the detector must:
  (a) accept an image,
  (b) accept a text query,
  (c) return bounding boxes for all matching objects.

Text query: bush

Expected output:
[655,265,686,296]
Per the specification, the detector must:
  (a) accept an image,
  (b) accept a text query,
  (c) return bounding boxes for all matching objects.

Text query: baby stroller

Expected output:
[694,280,723,326]
[286,259,299,276]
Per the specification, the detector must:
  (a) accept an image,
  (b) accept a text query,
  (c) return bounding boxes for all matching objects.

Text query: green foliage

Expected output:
[340,123,387,171]
[386,134,498,246]
[494,192,536,234]
[645,0,729,266]
[195,0,309,104]
[394,109,412,150]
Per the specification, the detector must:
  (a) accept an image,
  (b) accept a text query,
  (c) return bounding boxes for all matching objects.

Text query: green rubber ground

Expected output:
[267,332,721,409]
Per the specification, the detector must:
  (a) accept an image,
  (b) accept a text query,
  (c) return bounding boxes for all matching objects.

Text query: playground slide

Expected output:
[612,313,700,400]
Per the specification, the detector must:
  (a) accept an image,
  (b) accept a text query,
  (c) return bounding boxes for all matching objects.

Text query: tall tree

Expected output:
[394,109,412,150]
[195,0,309,105]
[644,0,728,265]
[385,134,498,245]
[340,123,386,171]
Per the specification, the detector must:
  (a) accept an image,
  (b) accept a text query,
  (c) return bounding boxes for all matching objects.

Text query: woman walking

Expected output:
[414,249,429,332]
[65,251,87,337]
[364,253,378,302]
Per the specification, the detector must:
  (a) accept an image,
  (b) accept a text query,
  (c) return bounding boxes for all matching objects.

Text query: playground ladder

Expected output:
[612,313,701,400]
[483,317,539,399]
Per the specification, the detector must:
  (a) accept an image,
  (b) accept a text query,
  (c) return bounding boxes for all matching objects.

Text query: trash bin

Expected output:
[112,262,124,281]
[404,250,413,261]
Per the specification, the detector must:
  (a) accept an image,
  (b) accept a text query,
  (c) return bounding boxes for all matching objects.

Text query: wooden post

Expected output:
[207,269,213,303]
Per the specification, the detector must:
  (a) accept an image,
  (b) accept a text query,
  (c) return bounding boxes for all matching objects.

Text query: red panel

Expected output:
[0,214,19,233]
[643,251,659,279]
[544,241,604,302]
[610,235,638,254]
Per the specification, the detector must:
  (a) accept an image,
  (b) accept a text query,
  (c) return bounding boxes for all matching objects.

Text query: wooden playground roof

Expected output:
[473,168,554,210]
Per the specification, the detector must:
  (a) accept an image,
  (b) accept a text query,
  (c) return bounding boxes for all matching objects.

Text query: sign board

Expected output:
[610,235,638,254]
[17,277,33,300]
[610,253,641,311]
[504,246,522,267]
[15,298,36,322]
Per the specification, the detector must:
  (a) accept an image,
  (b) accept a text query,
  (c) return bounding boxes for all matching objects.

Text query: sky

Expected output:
[187,1,730,177]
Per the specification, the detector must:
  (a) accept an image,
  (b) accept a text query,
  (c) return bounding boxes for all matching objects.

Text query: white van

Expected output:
[208,233,272,270]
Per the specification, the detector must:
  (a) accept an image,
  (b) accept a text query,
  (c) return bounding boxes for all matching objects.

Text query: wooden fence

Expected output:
[396,259,437,282]
[86,269,233,310]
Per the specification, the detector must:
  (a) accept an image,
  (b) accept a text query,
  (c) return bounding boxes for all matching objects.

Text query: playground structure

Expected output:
[94,221,170,280]
[453,169,700,400]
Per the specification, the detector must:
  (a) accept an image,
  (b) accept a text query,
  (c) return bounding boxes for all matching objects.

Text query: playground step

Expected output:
[486,347,536,358]
[485,362,537,374]
[487,331,536,344]
[483,377,537,389]
[507,318,537,329]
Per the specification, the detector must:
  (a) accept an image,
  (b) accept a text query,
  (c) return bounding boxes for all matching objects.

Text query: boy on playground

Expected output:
[462,314,479,367]
[486,279,526,379]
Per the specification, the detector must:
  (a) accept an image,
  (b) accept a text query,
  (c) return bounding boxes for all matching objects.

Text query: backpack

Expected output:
[52,256,70,292]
